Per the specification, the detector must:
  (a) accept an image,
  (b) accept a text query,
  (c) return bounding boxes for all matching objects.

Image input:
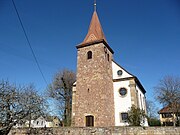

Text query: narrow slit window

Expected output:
[107,54,109,61]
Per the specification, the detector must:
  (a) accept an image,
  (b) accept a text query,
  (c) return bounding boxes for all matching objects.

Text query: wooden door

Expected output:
[86,115,94,127]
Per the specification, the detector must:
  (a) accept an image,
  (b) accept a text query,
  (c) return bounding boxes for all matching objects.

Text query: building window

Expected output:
[176,113,180,117]
[87,51,92,59]
[162,113,173,118]
[119,88,127,96]
[143,97,146,112]
[163,122,174,126]
[140,94,143,110]
[117,70,123,76]
[121,113,128,121]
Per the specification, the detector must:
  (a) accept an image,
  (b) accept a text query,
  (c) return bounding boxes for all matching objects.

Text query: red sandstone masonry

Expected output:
[74,43,115,127]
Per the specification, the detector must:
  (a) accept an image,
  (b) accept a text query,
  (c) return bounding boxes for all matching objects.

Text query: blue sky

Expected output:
[0,0,180,107]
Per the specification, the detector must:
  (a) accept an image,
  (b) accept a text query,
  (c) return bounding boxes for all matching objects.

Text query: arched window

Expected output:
[87,51,92,59]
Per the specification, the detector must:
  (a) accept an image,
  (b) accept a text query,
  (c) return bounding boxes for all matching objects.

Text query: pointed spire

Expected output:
[77,2,113,54]
[81,10,107,45]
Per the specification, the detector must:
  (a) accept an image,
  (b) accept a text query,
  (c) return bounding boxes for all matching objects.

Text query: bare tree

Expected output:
[47,69,76,126]
[146,100,159,119]
[154,75,180,126]
[0,80,45,135]
[146,100,161,126]
[22,85,47,130]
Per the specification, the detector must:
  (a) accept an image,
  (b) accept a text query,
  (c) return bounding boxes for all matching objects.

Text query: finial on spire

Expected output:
[94,0,97,11]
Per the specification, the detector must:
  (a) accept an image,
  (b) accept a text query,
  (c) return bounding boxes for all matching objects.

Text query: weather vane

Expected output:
[94,0,97,11]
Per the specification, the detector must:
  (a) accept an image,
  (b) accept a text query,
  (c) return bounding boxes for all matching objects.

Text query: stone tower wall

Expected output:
[74,42,115,127]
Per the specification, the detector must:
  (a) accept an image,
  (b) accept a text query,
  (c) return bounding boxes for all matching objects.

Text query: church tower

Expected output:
[72,4,115,127]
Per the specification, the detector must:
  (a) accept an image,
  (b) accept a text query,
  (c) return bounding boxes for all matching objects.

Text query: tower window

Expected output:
[107,54,109,61]
[87,51,92,59]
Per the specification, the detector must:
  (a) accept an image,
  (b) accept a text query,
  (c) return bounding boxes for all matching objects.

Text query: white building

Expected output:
[14,116,61,128]
[112,61,147,126]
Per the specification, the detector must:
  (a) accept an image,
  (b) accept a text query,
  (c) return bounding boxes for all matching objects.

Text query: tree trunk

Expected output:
[28,113,32,134]
[64,90,71,126]
[68,96,71,126]
[0,126,12,135]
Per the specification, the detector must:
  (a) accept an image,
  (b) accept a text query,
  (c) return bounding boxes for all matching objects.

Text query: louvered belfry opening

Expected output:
[86,115,94,127]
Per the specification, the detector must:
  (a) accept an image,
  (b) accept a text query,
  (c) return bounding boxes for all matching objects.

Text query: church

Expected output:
[71,4,148,127]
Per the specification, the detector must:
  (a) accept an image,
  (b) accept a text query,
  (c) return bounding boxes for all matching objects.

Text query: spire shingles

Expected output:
[81,11,107,45]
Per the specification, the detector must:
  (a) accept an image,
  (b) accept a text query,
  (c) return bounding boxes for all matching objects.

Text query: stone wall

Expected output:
[9,127,180,135]
[74,42,115,127]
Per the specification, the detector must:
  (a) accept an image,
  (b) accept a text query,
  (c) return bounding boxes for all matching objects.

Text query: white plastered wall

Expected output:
[112,61,132,79]
[114,81,132,126]
[112,61,148,126]
[112,61,133,126]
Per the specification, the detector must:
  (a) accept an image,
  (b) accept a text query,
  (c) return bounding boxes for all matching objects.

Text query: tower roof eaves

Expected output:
[76,39,114,54]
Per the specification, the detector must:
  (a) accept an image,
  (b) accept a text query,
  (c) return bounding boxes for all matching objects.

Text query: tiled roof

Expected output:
[79,11,107,46]
[77,11,114,54]
[158,104,180,113]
